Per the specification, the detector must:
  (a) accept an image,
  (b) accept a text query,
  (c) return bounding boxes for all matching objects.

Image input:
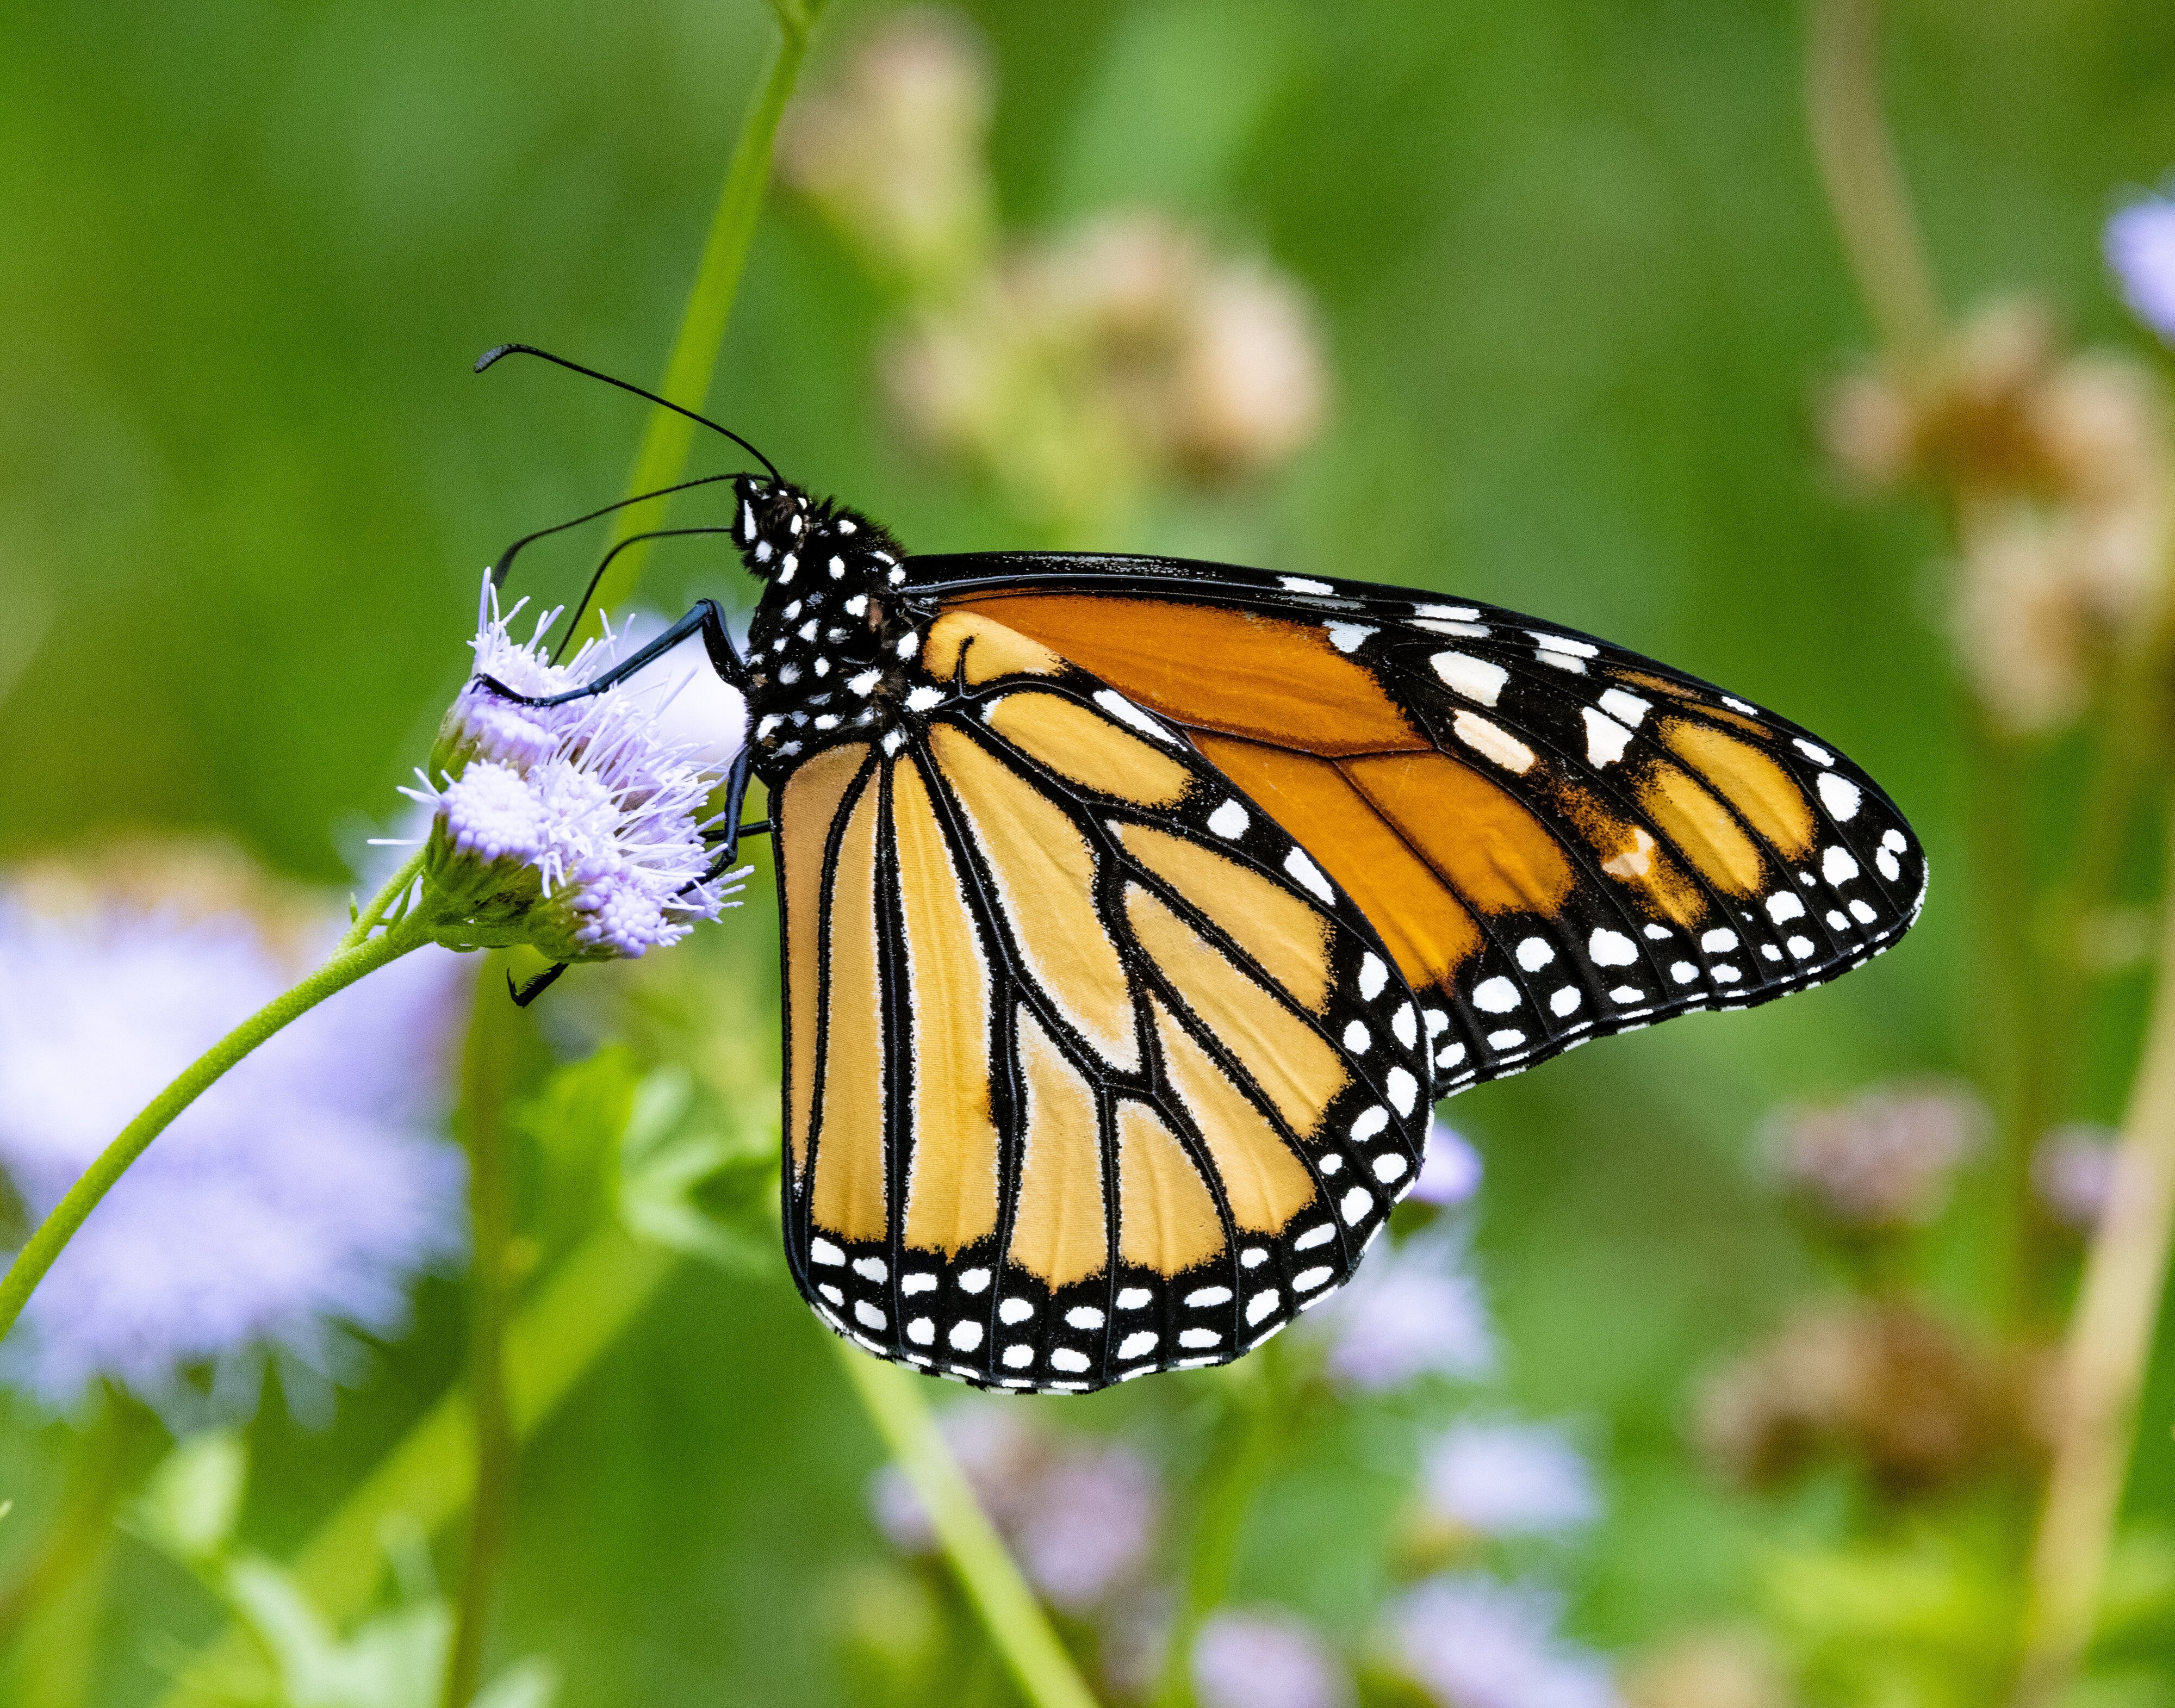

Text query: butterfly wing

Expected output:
[902,551,1927,1097]
[774,611,1435,1393]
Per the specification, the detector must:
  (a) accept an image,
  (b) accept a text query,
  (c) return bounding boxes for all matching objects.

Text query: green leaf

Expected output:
[134,1429,248,1564]
[616,1070,781,1273]
[517,1044,643,1234]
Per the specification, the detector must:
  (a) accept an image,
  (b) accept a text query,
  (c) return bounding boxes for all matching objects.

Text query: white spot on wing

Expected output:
[1582,707,1634,766]
[1430,651,1508,706]
[1474,977,1520,1013]
[1453,711,1535,773]
[1284,848,1335,903]
[1280,575,1334,594]
[1531,631,1599,658]
[1094,688,1179,745]
[949,1320,983,1351]
[1325,623,1375,653]
[1823,846,1860,884]
[1589,929,1637,966]
[1599,688,1650,726]
[1550,987,1582,1016]
[1817,772,1863,821]
[1767,891,1806,923]
[1516,936,1555,971]
[1385,1066,1418,1115]
[1359,953,1389,999]
[1208,799,1250,839]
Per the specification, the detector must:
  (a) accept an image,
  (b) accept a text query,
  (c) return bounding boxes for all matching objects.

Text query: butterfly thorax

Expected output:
[731,475,933,787]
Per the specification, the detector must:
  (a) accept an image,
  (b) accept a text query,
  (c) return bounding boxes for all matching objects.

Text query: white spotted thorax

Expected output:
[732,475,930,785]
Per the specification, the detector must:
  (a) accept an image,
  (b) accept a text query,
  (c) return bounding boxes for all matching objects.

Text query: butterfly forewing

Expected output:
[905,555,1926,1098]
[774,620,1433,1394]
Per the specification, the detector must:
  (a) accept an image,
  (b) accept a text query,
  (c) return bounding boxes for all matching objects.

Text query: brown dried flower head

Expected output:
[1765,1080,1984,1232]
[1696,1301,2033,1498]
[779,9,995,291]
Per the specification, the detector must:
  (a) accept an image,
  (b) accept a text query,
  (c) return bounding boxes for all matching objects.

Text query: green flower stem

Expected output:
[1152,1355,1287,1708]
[440,957,524,1708]
[2012,814,2175,1705]
[154,1224,679,1707]
[577,0,830,641]
[0,915,428,1351]
[0,1394,164,1702]
[831,1345,1101,1708]
[1803,0,1943,372]
[345,848,426,949]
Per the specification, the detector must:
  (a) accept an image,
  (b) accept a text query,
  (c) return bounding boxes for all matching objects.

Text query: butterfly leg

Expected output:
[472,598,747,709]
[507,961,570,1007]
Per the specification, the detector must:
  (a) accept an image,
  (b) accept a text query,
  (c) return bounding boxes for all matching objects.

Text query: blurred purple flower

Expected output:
[2035,1122,2119,1231]
[0,879,470,1418]
[1411,1120,1482,1207]
[1193,1609,1353,1708]
[1391,1575,1620,1708]
[2108,193,2175,344]
[1318,1232,1493,1393]
[1420,1421,1600,1539]
[1766,1083,1983,1230]
[870,1403,1160,1613]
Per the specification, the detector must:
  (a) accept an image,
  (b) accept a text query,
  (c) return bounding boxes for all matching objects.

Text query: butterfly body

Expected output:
[571,475,1928,1393]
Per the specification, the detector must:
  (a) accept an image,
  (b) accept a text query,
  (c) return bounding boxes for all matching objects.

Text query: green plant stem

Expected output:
[0,914,426,1350]
[831,1345,1101,1708]
[156,1224,678,1707]
[0,1394,163,1696]
[1152,1361,1285,1708]
[2012,811,2175,1706]
[579,0,829,640]
[1803,0,1943,373]
[440,960,524,1708]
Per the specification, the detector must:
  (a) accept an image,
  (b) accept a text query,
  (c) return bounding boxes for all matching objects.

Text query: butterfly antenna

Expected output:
[488,471,737,590]
[549,525,738,665]
[474,343,784,485]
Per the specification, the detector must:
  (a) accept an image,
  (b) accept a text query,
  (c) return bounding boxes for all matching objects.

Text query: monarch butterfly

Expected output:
[477,347,1925,1396]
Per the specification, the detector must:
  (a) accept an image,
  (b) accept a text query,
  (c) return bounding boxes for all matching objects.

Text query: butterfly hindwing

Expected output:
[902,553,1927,1098]
[774,614,1435,1393]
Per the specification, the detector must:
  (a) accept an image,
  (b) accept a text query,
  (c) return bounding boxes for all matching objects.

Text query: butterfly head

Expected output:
[729,474,906,593]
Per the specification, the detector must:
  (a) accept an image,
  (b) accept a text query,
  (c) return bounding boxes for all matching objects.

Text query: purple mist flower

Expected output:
[1420,1421,1600,1539]
[0,876,470,1417]
[399,580,753,962]
[869,1403,1160,1613]
[2035,1123,2119,1231]
[1194,1610,1354,1708]
[1391,1576,1620,1708]
[1411,1119,1482,1206]
[2108,193,2175,344]
[1316,1231,1493,1393]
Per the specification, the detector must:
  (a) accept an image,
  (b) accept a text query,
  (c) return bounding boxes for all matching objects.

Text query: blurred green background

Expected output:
[5,0,2174,1701]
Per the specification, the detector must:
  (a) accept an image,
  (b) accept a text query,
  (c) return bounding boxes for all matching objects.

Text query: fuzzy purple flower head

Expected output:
[397,579,753,963]
[870,1402,1160,1613]
[0,859,470,1418]
[1420,1420,1600,1539]
[1315,1229,1494,1393]
[1390,1575,1620,1708]
[1411,1119,1482,1207]
[2108,191,2175,344]
[1193,1610,1353,1708]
